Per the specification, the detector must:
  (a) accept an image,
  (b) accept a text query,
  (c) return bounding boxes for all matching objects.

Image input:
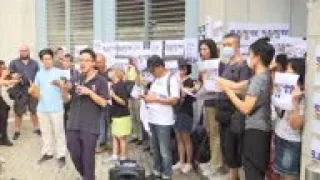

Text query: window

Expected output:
[116,0,145,40]
[46,0,94,54]
[46,0,66,48]
[150,0,185,40]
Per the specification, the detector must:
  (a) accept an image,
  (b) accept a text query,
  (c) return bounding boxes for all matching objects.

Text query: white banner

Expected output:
[165,40,185,56]
[228,23,290,46]
[117,41,144,57]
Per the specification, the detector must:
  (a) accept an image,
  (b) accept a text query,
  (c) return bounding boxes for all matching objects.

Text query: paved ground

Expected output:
[0,116,206,180]
[0,90,228,180]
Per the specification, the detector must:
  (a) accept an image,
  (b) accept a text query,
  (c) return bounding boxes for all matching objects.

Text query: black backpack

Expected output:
[124,80,135,98]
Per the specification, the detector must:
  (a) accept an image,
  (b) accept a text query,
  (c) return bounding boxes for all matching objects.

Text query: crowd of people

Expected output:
[0,32,306,180]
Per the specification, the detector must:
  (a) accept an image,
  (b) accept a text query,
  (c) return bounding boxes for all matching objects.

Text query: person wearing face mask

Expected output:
[215,33,252,180]
[217,38,274,180]
[196,39,227,178]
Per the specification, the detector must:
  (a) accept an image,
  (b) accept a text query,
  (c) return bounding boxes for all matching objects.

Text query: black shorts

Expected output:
[220,124,243,168]
[14,95,38,116]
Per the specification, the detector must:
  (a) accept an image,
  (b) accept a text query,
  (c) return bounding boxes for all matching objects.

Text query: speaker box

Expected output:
[109,160,145,180]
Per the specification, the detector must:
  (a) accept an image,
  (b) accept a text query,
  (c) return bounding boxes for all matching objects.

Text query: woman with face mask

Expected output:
[217,38,274,180]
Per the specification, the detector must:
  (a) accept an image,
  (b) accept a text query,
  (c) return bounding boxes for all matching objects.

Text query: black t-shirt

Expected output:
[110,81,130,117]
[67,74,108,135]
[178,78,195,116]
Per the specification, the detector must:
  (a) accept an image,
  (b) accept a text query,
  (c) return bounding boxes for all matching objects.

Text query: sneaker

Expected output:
[172,162,184,171]
[181,163,192,174]
[34,129,41,136]
[12,132,20,140]
[202,168,218,177]
[58,157,66,168]
[102,155,119,164]
[38,155,54,164]
[0,139,13,146]
[199,163,213,172]
[161,175,171,180]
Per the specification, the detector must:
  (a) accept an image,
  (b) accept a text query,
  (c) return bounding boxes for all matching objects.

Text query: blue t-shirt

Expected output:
[35,67,65,113]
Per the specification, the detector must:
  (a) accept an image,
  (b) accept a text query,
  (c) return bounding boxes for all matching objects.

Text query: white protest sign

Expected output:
[314,93,320,118]
[74,45,88,60]
[271,37,307,57]
[165,40,185,56]
[93,40,103,53]
[102,42,117,58]
[228,23,289,46]
[117,41,143,57]
[272,72,299,110]
[311,137,320,160]
[111,58,129,70]
[165,60,179,70]
[136,57,148,71]
[184,38,199,63]
[197,59,221,92]
[315,44,320,66]
[150,40,163,57]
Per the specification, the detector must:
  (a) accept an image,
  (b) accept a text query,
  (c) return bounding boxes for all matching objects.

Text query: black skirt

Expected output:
[174,112,193,133]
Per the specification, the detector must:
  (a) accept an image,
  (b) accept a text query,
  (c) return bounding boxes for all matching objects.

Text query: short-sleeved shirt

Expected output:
[275,97,305,142]
[67,74,108,134]
[178,78,195,116]
[9,58,39,81]
[35,67,64,113]
[246,71,272,131]
[217,61,252,100]
[146,72,180,126]
[110,81,130,117]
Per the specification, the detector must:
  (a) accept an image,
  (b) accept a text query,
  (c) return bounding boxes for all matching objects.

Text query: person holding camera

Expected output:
[31,48,67,168]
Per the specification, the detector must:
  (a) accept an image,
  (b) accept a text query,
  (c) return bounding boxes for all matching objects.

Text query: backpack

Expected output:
[124,80,135,98]
[166,72,180,112]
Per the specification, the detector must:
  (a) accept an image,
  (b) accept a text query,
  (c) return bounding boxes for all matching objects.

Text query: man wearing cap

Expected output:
[142,55,180,180]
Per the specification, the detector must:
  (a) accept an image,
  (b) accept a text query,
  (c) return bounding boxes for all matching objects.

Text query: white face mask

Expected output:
[222,47,235,59]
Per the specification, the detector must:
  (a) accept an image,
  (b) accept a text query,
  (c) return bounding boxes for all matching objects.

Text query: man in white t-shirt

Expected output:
[142,55,180,179]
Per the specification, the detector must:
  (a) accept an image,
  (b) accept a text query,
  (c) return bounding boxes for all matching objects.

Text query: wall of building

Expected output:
[0,0,36,63]
[199,0,308,37]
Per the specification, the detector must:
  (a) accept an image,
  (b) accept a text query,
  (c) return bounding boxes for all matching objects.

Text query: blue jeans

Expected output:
[150,124,172,177]
[98,107,109,145]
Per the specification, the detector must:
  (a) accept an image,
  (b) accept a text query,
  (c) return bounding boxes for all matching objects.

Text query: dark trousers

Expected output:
[243,129,271,180]
[0,96,10,140]
[67,130,98,180]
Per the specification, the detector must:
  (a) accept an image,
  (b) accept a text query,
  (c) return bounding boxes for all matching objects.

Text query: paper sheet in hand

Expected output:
[130,85,143,100]
[197,59,220,72]
[165,60,179,70]
[272,72,299,110]
[140,100,151,135]
[203,79,221,92]
[61,70,71,80]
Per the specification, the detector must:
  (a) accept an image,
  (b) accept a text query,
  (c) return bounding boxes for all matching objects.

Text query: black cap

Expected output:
[147,55,165,71]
